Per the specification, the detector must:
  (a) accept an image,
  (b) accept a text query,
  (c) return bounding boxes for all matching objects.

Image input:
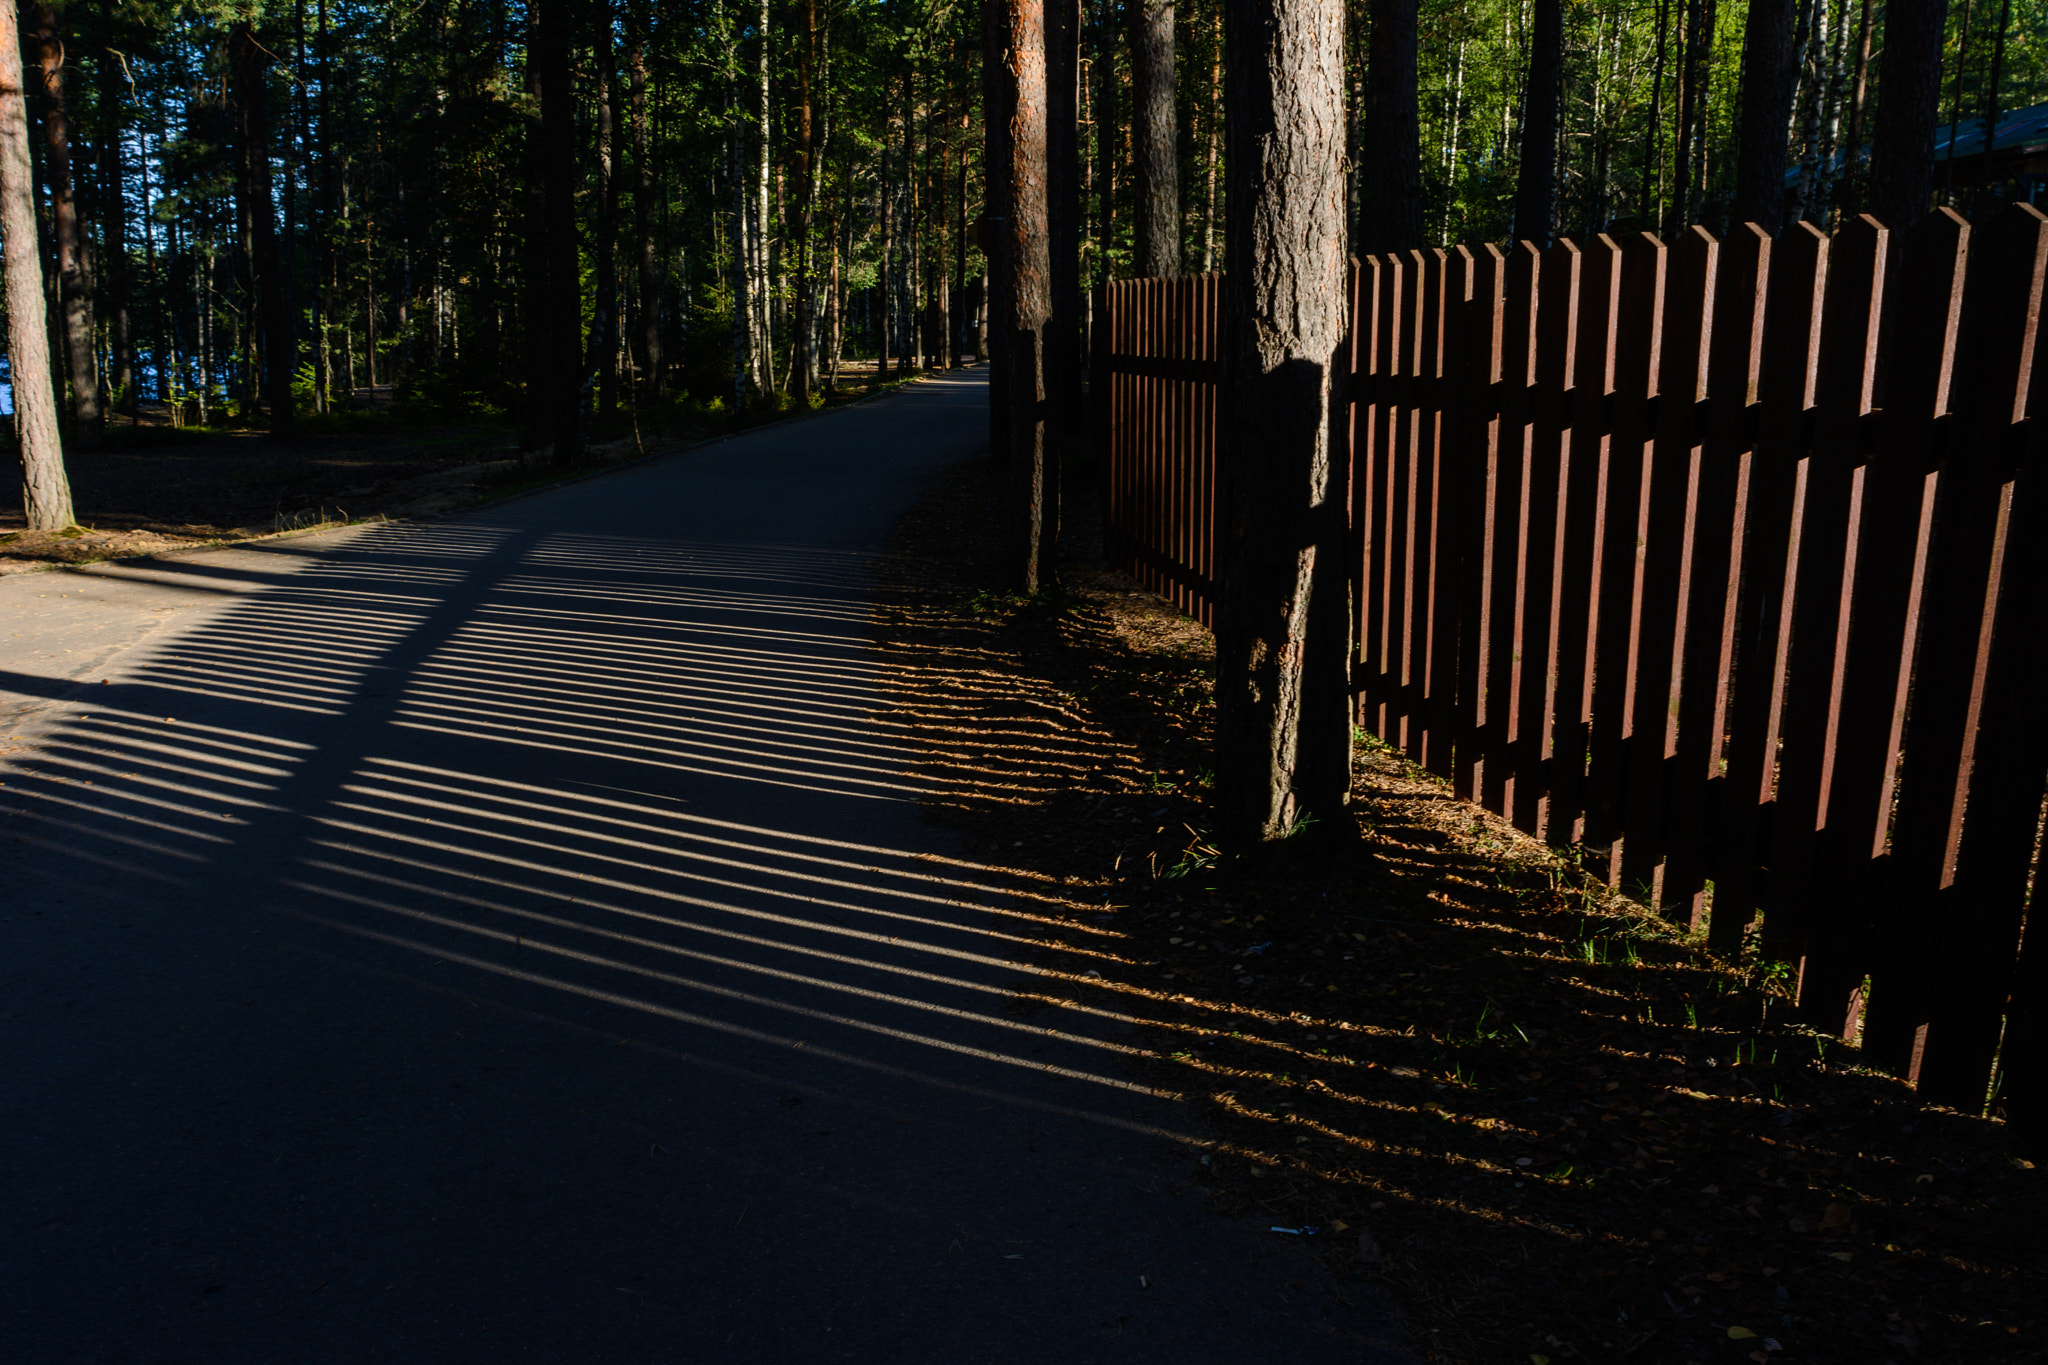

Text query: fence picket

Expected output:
[1866,205,2048,1090]
[1546,236,1622,841]
[1664,225,1768,930]
[1761,216,1887,978]
[1582,234,1666,872]
[1709,223,1829,958]
[1802,210,1970,1039]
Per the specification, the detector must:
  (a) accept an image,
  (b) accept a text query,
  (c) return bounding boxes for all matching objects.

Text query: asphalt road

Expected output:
[2,370,1409,1364]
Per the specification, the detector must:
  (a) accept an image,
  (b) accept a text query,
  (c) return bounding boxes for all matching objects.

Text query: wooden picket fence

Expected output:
[1099,208,2048,1132]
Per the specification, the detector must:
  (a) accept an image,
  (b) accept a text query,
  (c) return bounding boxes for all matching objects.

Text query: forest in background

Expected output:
[0,0,2043,456]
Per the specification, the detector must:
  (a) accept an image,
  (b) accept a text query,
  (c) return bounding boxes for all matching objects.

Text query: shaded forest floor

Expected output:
[872,456,2046,1365]
[0,362,923,573]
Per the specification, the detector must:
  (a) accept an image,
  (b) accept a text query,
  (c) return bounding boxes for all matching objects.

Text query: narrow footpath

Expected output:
[1,371,1405,1364]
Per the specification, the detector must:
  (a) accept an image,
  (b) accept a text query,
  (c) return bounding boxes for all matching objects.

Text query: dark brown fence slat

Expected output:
[1957,272,2048,1125]
[1583,234,1666,871]
[1360,254,1395,736]
[1459,247,1508,803]
[1762,216,1887,976]
[1664,225,1768,930]
[1708,223,1829,958]
[1547,236,1622,841]
[1479,243,1539,817]
[1801,210,1969,1039]
[1620,229,1715,912]
[1510,241,1580,834]
[1441,246,1490,802]
[1413,250,1452,774]
[1866,205,2048,1091]
[1391,251,1426,756]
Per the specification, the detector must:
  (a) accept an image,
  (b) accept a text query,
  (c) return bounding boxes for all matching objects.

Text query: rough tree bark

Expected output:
[24,2,100,446]
[1047,0,1079,453]
[1731,0,1798,230]
[1131,0,1176,276]
[628,0,661,399]
[1,0,68,526]
[231,23,292,436]
[94,0,129,412]
[1867,0,1949,230]
[997,0,1055,591]
[983,0,1010,461]
[596,20,619,420]
[525,0,579,455]
[1216,0,1352,847]
[793,0,817,401]
[1512,0,1562,244]
[1357,0,1422,253]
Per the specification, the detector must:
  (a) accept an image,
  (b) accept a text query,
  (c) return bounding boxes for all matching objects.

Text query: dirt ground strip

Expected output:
[871,456,2046,1365]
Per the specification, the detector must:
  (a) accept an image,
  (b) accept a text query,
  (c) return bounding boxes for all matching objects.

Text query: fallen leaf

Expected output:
[1821,1201,1852,1229]
[1728,1325,1758,1339]
[1828,1251,1854,1262]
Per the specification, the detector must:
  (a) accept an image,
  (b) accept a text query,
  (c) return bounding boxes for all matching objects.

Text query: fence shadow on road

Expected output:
[0,517,1206,1142]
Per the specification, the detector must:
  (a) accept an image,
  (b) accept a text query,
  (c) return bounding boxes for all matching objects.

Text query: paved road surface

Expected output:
[2,371,1408,1363]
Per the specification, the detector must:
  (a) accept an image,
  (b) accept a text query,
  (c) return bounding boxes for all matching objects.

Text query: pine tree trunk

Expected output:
[1,0,69,526]
[1358,0,1422,252]
[232,23,292,436]
[532,0,578,455]
[754,0,771,392]
[1201,24,1219,270]
[24,2,100,445]
[94,0,129,414]
[628,0,661,399]
[997,0,1055,591]
[982,0,1009,455]
[1513,0,1562,244]
[1867,0,1949,230]
[1216,0,1352,847]
[1130,0,1175,276]
[793,0,816,400]
[596,19,619,421]
[315,0,333,411]
[1091,0,1115,286]
[1732,0,1798,229]
[1047,0,1079,439]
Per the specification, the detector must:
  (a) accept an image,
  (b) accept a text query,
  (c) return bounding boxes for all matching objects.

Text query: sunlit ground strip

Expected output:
[284,889,1159,1097]
[293,860,1151,1056]
[389,683,919,769]
[385,692,1039,799]
[305,817,1120,971]
[343,780,1085,927]
[0,827,202,886]
[176,613,442,651]
[360,759,1084,904]
[7,763,278,829]
[450,616,879,678]
[144,662,377,706]
[490,580,876,624]
[470,601,862,651]
[0,802,227,862]
[131,675,356,717]
[41,737,300,792]
[66,723,306,778]
[422,633,884,706]
[403,658,892,736]
[12,744,287,807]
[385,716,924,802]
[47,711,320,755]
